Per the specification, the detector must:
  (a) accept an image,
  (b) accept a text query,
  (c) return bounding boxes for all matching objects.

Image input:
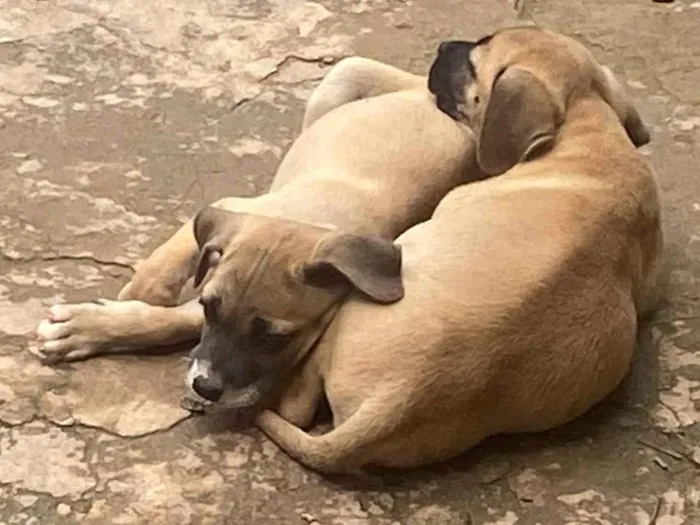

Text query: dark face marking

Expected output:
[200,316,296,381]
[193,251,306,398]
[428,40,478,119]
[188,308,302,404]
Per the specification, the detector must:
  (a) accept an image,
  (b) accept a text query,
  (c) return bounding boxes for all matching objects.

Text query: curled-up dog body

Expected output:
[256,26,664,474]
[36,57,486,409]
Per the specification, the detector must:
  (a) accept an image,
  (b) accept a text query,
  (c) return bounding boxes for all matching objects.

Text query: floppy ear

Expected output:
[597,65,650,148]
[477,67,560,176]
[302,233,404,304]
[192,206,242,288]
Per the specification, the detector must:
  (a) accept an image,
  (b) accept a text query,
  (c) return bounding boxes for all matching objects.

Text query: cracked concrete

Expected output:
[1,0,699,523]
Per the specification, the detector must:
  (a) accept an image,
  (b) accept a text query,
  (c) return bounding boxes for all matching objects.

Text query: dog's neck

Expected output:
[291,299,346,368]
[505,96,649,187]
[558,96,635,151]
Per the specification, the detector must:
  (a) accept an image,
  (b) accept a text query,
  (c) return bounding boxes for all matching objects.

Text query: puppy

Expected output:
[36,57,483,409]
[255,26,664,473]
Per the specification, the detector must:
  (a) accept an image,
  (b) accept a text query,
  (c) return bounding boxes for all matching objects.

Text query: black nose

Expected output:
[192,376,223,402]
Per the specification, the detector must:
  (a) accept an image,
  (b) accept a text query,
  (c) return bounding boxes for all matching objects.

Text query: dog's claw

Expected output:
[38,346,100,366]
[40,353,64,366]
[180,394,210,413]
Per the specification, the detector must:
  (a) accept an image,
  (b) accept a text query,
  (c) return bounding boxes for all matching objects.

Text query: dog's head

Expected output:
[186,206,403,408]
[428,26,650,176]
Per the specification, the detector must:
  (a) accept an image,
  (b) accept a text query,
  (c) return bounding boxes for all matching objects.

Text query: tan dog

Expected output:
[36,57,482,408]
[255,26,664,473]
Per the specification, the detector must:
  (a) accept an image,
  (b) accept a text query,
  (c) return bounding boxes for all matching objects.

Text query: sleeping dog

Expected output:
[255,26,664,473]
[36,57,484,411]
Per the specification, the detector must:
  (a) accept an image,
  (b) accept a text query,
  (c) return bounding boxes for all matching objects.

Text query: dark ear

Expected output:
[478,68,559,176]
[302,234,404,304]
[597,65,650,148]
[192,206,241,288]
[193,245,222,288]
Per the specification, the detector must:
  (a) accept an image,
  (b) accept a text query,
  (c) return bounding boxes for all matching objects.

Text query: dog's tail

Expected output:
[256,399,399,475]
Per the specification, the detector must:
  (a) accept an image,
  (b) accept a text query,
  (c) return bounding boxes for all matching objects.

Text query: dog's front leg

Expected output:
[36,299,203,364]
[275,356,324,429]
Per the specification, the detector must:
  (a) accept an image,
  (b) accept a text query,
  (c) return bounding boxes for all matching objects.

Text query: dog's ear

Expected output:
[302,233,404,304]
[192,206,242,288]
[193,245,222,288]
[478,67,560,176]
[596,65,650,148]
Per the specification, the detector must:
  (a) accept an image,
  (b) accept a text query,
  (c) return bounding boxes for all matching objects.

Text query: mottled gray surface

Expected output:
[1,0,699,523]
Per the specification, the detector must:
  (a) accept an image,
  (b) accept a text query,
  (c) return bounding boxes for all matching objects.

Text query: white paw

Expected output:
[35,300,142,364]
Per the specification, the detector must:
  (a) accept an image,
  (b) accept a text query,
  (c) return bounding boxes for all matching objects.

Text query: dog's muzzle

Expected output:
[187,356,223,402]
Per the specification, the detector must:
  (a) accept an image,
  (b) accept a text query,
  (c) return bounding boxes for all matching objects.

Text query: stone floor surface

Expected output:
[0,0,699,523]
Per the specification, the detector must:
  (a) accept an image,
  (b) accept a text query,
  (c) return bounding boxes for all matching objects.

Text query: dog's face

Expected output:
[186,207,404,408]
[428,26,650,175]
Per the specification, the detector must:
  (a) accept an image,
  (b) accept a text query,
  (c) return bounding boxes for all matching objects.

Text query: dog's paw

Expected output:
[180,393,211,413]
[35,300,143,364]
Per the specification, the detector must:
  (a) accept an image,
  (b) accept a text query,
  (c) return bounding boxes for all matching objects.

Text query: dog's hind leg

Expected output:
[303,57,425,130]
[36,299,203,364]
[275,354,324,430]
[256,399,399,474]
[117,221,198,306]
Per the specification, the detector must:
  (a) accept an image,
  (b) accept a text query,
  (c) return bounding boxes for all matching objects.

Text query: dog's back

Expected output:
[267,90,478,237]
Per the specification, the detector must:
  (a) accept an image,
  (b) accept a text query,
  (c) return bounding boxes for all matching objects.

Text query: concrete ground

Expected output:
[0,0,699,523]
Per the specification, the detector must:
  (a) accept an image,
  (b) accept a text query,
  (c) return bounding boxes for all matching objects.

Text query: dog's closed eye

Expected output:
[251,316,299,337]
[250,317,299,354]
[251,316,272,338]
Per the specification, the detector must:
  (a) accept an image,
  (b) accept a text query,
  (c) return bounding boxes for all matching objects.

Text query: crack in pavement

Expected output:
[2,252,135,271]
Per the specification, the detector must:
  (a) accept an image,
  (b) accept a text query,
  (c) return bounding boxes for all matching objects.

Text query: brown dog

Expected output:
[254,26,664,473]
[36,57,482,408]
